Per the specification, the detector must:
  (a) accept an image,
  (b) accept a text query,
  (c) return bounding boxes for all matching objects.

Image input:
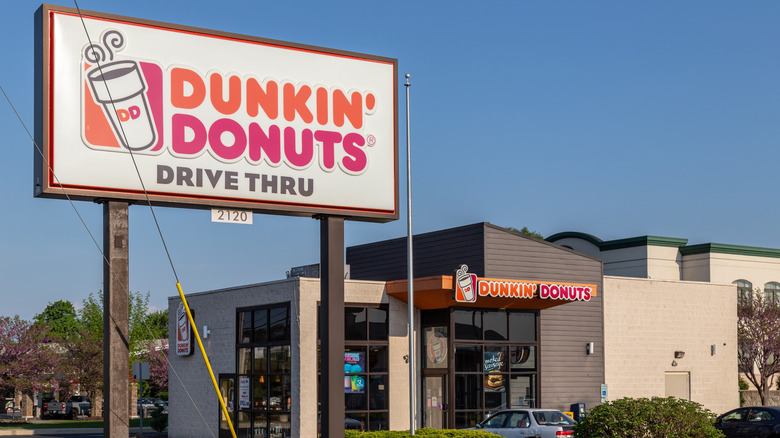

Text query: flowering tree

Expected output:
[738,290,780,405]
[139,340,169,397]
[60,331,103,404]
[0,316,61,395]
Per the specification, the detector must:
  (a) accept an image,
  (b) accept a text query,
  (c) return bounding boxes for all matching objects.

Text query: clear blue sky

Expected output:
[2,1,779,320]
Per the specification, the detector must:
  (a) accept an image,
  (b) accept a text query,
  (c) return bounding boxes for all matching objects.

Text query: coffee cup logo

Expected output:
[83,30,159,152]
[177,304,189,343]
[455,264,478,303]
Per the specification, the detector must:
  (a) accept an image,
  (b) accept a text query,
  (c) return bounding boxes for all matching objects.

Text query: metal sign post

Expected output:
[133,362,150,435]
[320,216,345,437]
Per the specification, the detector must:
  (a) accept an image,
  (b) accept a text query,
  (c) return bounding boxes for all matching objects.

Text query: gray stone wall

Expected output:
[740,390,780,407]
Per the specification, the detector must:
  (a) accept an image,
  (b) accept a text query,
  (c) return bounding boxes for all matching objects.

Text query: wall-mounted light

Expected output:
[586,342,594,355]
[203,325,211,339]
[671,360,678,367]
[674,351,685,359]
[711,345,718,356]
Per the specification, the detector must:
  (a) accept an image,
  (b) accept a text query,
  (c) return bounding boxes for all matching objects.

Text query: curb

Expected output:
[0,428,167,436]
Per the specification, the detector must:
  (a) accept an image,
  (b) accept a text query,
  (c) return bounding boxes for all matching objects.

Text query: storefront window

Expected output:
[509,346,536,371]
[509,312,535,342]
[454,310,482,340]
[454,374,482,410]
[368,307,388,340]
[236,304,291,438]
[455,345,481,372]
[345,308,368,340]
[452,309,538,426]
[319,305,389,432]
[424,327,448,369]
[510,375,536,408]
[484,311,508,340]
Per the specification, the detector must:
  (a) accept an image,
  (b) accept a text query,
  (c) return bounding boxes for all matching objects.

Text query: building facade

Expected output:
[167,224,741,437]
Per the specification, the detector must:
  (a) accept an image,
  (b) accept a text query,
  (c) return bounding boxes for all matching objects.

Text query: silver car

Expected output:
[473,409,576,437]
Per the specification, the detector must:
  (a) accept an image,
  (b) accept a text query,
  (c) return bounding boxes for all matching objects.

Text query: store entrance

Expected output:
[423,375,447,428]
[218,374,235,438]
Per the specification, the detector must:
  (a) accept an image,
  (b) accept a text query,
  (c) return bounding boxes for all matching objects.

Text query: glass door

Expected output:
[423,375,447,429]
[219,374,236,438]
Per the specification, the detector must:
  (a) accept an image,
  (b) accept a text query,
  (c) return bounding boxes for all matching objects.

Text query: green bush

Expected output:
[574,397,724,438]
[345,428,500,438]
[148,405,167,433]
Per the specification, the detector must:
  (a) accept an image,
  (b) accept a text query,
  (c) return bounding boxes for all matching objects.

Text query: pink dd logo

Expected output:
[82,29,164,153]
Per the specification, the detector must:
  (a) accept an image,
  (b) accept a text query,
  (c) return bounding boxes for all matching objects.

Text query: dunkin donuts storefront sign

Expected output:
[454,264,596,304]
[35,5,398,221]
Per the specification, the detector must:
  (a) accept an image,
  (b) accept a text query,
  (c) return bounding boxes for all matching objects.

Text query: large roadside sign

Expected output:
[35,4,398,222]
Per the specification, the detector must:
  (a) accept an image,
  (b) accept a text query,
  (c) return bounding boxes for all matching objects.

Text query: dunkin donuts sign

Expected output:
[36,5,398,221]
[454,265,596,304]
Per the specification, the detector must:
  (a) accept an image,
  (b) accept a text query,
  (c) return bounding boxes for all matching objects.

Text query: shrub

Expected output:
[148,405,167,433]
[345,428,500,437]
[574,397,724,438]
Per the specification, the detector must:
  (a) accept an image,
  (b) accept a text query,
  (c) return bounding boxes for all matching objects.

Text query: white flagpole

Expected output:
[405,73,416,435]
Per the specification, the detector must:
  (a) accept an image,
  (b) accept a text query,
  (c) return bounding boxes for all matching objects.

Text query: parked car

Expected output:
[471,409,576,437]
[43,396,91,419]
[137,398,168,417]
[715,406,780,438]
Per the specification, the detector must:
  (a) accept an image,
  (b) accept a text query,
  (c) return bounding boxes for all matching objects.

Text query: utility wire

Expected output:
[0,4,218,436]
[73,0,180,285]
[71,1,219,435]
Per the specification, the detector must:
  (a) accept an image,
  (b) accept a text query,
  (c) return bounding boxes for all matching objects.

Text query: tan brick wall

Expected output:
[603,276,738,414]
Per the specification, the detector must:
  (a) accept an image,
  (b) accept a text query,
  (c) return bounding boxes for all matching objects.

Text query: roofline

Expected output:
[599,236,689,251]
[680,243,780,259]
[546,231,603,246]
[546,232,688,250]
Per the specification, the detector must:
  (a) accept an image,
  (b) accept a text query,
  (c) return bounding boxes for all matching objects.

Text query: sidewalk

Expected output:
[0,428,166,436]
[0,417,166,436]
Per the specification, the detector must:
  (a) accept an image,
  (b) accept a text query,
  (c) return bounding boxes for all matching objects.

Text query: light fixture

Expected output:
[586,342,594,355]
[674,351,685,359]
[671,360,678,367]
[202,325,211,339]
[711,345,718,356]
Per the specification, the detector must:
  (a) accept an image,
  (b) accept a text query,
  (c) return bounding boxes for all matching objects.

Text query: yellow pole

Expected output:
[176,282,237,438]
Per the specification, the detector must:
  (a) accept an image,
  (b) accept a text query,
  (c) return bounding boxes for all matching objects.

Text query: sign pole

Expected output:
[103,201,130,438]
[320,216,345,437]
[405,74,416,435]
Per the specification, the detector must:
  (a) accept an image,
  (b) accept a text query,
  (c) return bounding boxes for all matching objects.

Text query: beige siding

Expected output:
[603,276,738,414]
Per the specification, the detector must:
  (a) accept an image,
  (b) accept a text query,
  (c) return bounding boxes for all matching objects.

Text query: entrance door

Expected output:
[219,375,236,438]
[423,375,447,429]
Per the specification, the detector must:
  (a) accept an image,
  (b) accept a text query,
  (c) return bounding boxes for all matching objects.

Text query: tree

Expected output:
[60,329,103,405]
[139,340,169,398]
[34,300,80,341]
[505,226,544,240]
[0,316,61,395]
[79,290,167,360]
[738,289,780,405]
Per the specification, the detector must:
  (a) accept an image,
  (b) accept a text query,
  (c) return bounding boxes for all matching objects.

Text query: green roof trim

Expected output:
[599,236,689,251]
[545,231,603,246]
[680,243,780,259]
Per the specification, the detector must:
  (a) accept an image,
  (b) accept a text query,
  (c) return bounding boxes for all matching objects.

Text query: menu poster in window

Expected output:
[484,351,506,392]
[239,377,250,409]
[344,352,366,394]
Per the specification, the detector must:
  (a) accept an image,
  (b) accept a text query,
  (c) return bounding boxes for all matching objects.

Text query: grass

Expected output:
[0,418,146,430]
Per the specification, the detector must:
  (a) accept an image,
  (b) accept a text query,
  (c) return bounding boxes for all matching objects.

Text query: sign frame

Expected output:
[34,4,399,222]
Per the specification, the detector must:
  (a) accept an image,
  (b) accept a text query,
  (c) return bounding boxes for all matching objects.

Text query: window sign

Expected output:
[239,377,250,409]
[344,352,366,394]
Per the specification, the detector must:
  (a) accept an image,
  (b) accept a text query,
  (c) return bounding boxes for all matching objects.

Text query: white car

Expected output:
[473,409,576,437]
